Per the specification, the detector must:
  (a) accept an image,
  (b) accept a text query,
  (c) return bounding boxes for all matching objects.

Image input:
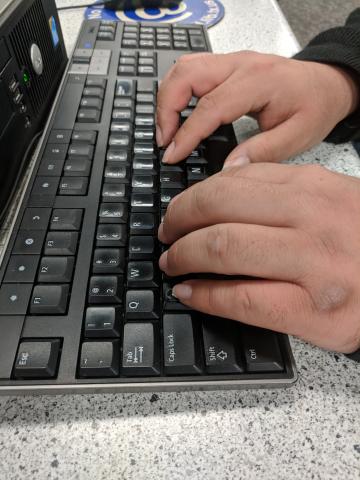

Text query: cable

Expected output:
[57,2,106,10]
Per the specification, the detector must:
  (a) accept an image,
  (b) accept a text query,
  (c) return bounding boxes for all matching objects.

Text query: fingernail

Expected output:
[172,284,192,300]
[222,155,250,170]
[159,250,168,271]
[156,126,163,147]
[162,141,175,164]
[158,223,165,241]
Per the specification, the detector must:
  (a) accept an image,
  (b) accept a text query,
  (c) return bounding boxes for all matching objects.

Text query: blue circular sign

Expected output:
[85,1,225,27]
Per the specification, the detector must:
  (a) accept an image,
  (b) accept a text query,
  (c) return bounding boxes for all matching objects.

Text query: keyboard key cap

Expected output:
[102,183,128,202]
[38,156,65,177]
[115,79,135,97]
[44,232,78,256]
[50,209,83,231]
[202,318,244,374]
[71,130,97,144]
[13,230,46,255]
[85,78,107,89]
[80,97,102,110]
[130,213,155,235]
[132,174,155,191]
[4,255,39,283]
[241,327,284,372]
[83,87,104,99]
[67,144,94,160]
[77,108,100,123]
[190,35,206,50]
[59,177,88,195]
[21,208,51,230]
[104,164,130,182]
[38,256,74,283]
[48,130,72,144]
[30,285,69,315]
[63,158,91,176]
[131,193,156,212]
[88,276,123,304]
[133,156,156,174]
[84,307,121,338]
[108,133,131,147]
[125,290,159,319]
[129,236,154,259]
[96,224,127,247]
[163,314,202,375]
[43,144,67,161]
[134,129,154,140]
[0,284,33,315]
[79,340,120,377]
[127,261,157,287]
[160,172,185,189]
[161,189,183,206]
[32,177,59,196]
[99,203,128,223]
[122,323,160,376]
[13,339,61,379]
[93,248,125,274]
[134,142,154,155]
[163,282,190,311]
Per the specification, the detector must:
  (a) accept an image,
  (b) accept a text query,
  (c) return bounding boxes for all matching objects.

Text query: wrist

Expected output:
[325,64,360,118]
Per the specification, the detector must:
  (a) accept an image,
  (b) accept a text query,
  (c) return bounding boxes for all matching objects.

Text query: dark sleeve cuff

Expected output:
[293,19,360,143]
[345,349,360,362]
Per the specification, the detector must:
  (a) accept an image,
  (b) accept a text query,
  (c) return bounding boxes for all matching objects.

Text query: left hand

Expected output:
[158,163,360,354]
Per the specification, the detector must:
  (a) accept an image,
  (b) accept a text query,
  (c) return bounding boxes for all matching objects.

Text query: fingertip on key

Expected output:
[162,141,175,164]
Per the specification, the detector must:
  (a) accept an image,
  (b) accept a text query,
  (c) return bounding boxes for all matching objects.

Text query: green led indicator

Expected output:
[23,72,30,83]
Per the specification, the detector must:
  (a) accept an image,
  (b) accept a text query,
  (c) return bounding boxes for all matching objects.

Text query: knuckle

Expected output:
[192,184,211,218]
[166,243,181,272]
[205,225,231,268]
[198,93,219,114]
[234,284,254,316]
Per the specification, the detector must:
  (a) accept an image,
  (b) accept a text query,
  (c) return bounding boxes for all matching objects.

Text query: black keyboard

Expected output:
[0,20,297,394]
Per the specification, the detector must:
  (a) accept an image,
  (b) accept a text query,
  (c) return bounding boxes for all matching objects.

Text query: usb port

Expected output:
[9,76,18,93]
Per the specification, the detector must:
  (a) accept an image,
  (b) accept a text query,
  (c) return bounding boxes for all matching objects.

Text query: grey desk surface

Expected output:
[0,1,359,479]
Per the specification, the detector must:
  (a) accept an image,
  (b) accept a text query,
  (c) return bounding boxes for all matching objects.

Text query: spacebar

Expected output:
[53,78,85,130]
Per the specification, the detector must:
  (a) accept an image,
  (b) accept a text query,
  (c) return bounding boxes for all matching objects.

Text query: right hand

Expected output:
[156,51,359,167]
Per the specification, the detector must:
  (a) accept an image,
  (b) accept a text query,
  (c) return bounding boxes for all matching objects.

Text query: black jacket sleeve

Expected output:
[294,8,360,143]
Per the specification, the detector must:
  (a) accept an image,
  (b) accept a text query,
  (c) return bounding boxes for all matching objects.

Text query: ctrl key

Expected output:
[79,340,120,377]
[13,339,61,379]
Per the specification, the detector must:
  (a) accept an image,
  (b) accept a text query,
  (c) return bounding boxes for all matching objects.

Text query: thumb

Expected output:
[223,115,307,168]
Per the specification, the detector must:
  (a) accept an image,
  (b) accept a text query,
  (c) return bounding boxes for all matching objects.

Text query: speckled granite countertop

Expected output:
[0,1,359,479]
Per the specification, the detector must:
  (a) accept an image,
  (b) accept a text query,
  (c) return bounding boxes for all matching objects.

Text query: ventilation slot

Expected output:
[9,0,62,115]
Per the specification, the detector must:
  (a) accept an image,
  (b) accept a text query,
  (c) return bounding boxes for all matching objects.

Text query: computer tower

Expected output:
[0,0,67,224]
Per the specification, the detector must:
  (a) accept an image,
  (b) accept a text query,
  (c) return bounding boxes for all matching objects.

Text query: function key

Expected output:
[50,209,83,231]
[86,77,107,89]
[241,327,284,372]
[84,307,121,338]
[163,314,202,375]
[58,177,88,195]
[13,339,61,379]
[202,318,244,374]
[122,322,160,376]
[48,130,72,144]
[88,275,123,304]
[37,256,74,283]
[79,340,120,377]
[71,130,97,144]
[30,284,69,315]
[44,231,78,256]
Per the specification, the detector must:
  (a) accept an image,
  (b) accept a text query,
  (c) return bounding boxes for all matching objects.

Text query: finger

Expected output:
[172,279,314,339]
[157,53,239,148]
[223,113,314,166]
[161,74,266,164]
[220,161,299,183]
[160,223,308,282]
[159,173,297,244]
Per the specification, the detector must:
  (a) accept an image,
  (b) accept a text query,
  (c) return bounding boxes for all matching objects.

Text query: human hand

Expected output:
[158,163,360,354]
[156,51,359,167]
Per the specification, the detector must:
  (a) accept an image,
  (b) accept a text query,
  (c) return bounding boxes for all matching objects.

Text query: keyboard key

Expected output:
[104,164,130,182]
[129,213,155,235]
[79,340,120,377]
[96,224,127,247]
[77,108,100,123]
[135,115,154,127]
[160,172,185,189]
[32,177,59,196]
[202,318,244,374]
[88,276,123,304]
[134,142,154,155]
[134,129,154,140]
[127,261,157,288]
[80,97,102,110]
[59,177,88,195]
[38,157,65,177]
[106,150,129,163]
[13,339,61,379]
[0,284,33,315]
[71,130,97,144]
[50,209,83,231]
[4,255,39,283]
[84,307,121,338]
[48,130,72,144]
[13,230,46,255]
[85,78,107,89]
[114,98,133,109]
[241,327,284,372]
[64,158,91,176]
[38,257,74,283]
[163,282,190,311]
[132,174,155,191]
[190,35,206,50]
[112,109,133,121]
[30,285,69,315]
[93,248,125,274]
[110,121,132,133]
[102,183,128,202]
[131,193,156,212]
[83,87,104,99]
[99,203,128,223]
[129,236,154,260]
[161,189,183,206]
[138,65,155,76]
[125,290,159,319]
[119,56,136,65]
[44,232,78,256]
[122,322,160,376]
[108,133,131,147]
[137,78,156,93]
[136,93,154,104]
[115,79,135,97]
[133,156,156,174]
[21,208,51,230]
[67,144,94,160]
[163,314,201,375]
[43,144,67,161]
